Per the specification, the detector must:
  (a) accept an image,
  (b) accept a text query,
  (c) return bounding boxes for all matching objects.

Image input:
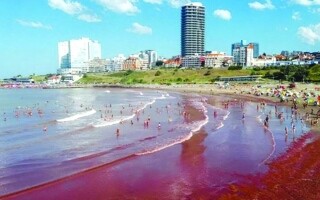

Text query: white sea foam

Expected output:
[93,114,135,128]
[136,101,209,156]
[256,115,276,166]
[57,109,96,122]
[135,93,167,112]
[257,115,263,123]
[135,132,193,156]
[216,122,224,130]
[155,94,166,100]
[136,99,156,112]
[223,111,230,120]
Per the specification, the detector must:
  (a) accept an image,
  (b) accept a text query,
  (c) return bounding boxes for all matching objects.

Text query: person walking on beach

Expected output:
[213,111,217,118]
[264,114,269,127]
[158,122,161,129]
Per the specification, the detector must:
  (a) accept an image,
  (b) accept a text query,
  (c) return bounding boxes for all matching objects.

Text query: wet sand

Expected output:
[220,132,320,200]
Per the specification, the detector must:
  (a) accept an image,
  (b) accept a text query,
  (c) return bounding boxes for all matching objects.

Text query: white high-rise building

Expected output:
[58,37,101,74]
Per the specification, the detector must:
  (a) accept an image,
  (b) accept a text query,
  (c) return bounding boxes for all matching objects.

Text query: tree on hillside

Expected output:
[272,71,286,80]
[292,68,309,82]
[155,61,164,67]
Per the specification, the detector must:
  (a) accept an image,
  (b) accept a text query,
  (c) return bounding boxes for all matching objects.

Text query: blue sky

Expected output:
[0,0,320,78]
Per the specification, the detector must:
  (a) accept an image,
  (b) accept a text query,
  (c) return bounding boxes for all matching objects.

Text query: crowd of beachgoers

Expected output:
[2,80,320,129]
[138,82,320,130]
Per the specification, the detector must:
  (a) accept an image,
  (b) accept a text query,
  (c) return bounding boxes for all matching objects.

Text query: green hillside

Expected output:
[78,68,276,85]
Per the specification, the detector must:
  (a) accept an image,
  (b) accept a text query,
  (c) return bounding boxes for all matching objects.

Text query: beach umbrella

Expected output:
[308,99,315,104]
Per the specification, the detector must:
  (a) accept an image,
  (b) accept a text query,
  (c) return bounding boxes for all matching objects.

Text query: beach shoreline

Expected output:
[2,84,320,200]
[110,82,320,133]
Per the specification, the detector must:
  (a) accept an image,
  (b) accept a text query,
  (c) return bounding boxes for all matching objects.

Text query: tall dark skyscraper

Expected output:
[181,2,205,57]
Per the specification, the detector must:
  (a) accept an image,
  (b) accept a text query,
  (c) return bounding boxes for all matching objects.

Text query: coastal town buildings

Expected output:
[85,58,108,73]
[232,40,256,67]
[205,52,233,68]
[181,55,203,68]
[251,55,277,67]
[57,37,101,74]
[164,56,181,68]
[181,2,205,57]
[123,56,148,71]
[140,50,158,68]
[47,75,61,84]
[231,40,259,59]
[105,54,126,72]
[180,52,233,68]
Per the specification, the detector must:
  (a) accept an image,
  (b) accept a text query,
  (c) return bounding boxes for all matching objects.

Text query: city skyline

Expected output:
[1,0,320,78]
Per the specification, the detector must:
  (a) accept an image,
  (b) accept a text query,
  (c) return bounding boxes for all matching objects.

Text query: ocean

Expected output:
[0,88,310,198]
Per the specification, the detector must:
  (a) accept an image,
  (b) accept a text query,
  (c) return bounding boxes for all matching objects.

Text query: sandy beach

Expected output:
[2,83,320,200]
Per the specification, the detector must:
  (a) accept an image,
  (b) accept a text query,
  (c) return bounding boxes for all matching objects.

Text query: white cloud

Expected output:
[127,22,152,35]
[168,0,191,8]
[144,0,193,8]
[249,0,275,10]
[213,9,232,21]
[292,11,301,20]
[297,23,320,45]
[291,0,320,6]
[94,0,139,14]
[78,14,101,23]
[17,19,52,30]
[48,0,101,23]
[144,0,163,4]
[48,0,84,15]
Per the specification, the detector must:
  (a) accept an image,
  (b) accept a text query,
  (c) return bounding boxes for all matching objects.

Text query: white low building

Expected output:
[47,75,61,84]
[84,58,108,73]
[250,56,277,67]
[106,54,126,71]
[205,52,233,68]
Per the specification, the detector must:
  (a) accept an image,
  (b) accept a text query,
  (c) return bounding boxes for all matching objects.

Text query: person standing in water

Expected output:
[116,128,120,137]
